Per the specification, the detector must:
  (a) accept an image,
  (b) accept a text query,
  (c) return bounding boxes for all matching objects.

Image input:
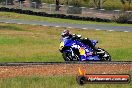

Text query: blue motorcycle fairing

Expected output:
[86,56,100,60]
[62,38,83,49]
[91,40,98,46]
[61,38,101,61]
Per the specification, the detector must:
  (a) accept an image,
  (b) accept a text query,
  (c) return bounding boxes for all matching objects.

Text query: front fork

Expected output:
[70,48,75,57]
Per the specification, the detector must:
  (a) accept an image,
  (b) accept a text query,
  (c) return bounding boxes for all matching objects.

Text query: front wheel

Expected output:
[97,48,111,61]
[62,51,80,61]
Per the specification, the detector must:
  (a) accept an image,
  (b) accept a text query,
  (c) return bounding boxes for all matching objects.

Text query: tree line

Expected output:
[45,0,132,10]
[0,0,131,10]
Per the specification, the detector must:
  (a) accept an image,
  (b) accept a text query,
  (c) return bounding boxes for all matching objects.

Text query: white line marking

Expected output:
[42,25,47,26]
[96,29,101,30]
[108,30,114,32]
[5,22,10,24]
[17,23,23,24]
[55,26,60,27]
[82,28,87,29]
[67,27,72,28]
[124,31,129,32]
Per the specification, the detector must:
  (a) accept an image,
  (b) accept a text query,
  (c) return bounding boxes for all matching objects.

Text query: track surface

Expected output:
[1,61,132,66]
[0,62,132,78]
[0,19,132,32]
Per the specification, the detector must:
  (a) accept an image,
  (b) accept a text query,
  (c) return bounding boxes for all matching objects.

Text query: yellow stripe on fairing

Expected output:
[79,47,85,55]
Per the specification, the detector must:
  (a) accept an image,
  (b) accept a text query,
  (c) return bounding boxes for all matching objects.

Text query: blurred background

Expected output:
[0,0,132,21]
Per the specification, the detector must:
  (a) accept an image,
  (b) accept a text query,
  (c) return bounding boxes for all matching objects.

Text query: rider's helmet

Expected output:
[61,29,70,38]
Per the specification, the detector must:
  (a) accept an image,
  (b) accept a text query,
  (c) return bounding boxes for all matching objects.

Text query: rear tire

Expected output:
[97,48,111,61]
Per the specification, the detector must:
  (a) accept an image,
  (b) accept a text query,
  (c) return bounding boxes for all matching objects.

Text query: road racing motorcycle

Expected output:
[59,34,111,61]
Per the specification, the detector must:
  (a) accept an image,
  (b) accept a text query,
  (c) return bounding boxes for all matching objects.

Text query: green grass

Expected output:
[0,12,132,27]
[0,23,131,62]
[0,76,131,88]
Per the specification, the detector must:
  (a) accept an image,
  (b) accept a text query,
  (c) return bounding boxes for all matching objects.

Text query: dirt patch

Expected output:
[0,63,132,78]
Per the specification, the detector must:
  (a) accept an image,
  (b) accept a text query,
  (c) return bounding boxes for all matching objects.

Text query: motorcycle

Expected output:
[59,34,111,61]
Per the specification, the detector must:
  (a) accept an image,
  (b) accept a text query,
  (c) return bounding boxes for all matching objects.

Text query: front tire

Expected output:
[62,51,72,61]
[62,51,80,61]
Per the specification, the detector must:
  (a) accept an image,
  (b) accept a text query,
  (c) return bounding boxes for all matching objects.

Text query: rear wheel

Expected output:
[97,48,111,61]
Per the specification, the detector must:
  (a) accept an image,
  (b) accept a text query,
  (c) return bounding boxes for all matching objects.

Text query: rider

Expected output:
[61,29,96,52]
[61,29,72,41]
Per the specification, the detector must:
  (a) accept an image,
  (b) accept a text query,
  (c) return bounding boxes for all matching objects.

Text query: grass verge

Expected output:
[0,75,131,88]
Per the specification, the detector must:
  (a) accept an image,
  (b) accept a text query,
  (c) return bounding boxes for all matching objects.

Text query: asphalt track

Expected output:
[0,61,132,66]
[0,19,132,32]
